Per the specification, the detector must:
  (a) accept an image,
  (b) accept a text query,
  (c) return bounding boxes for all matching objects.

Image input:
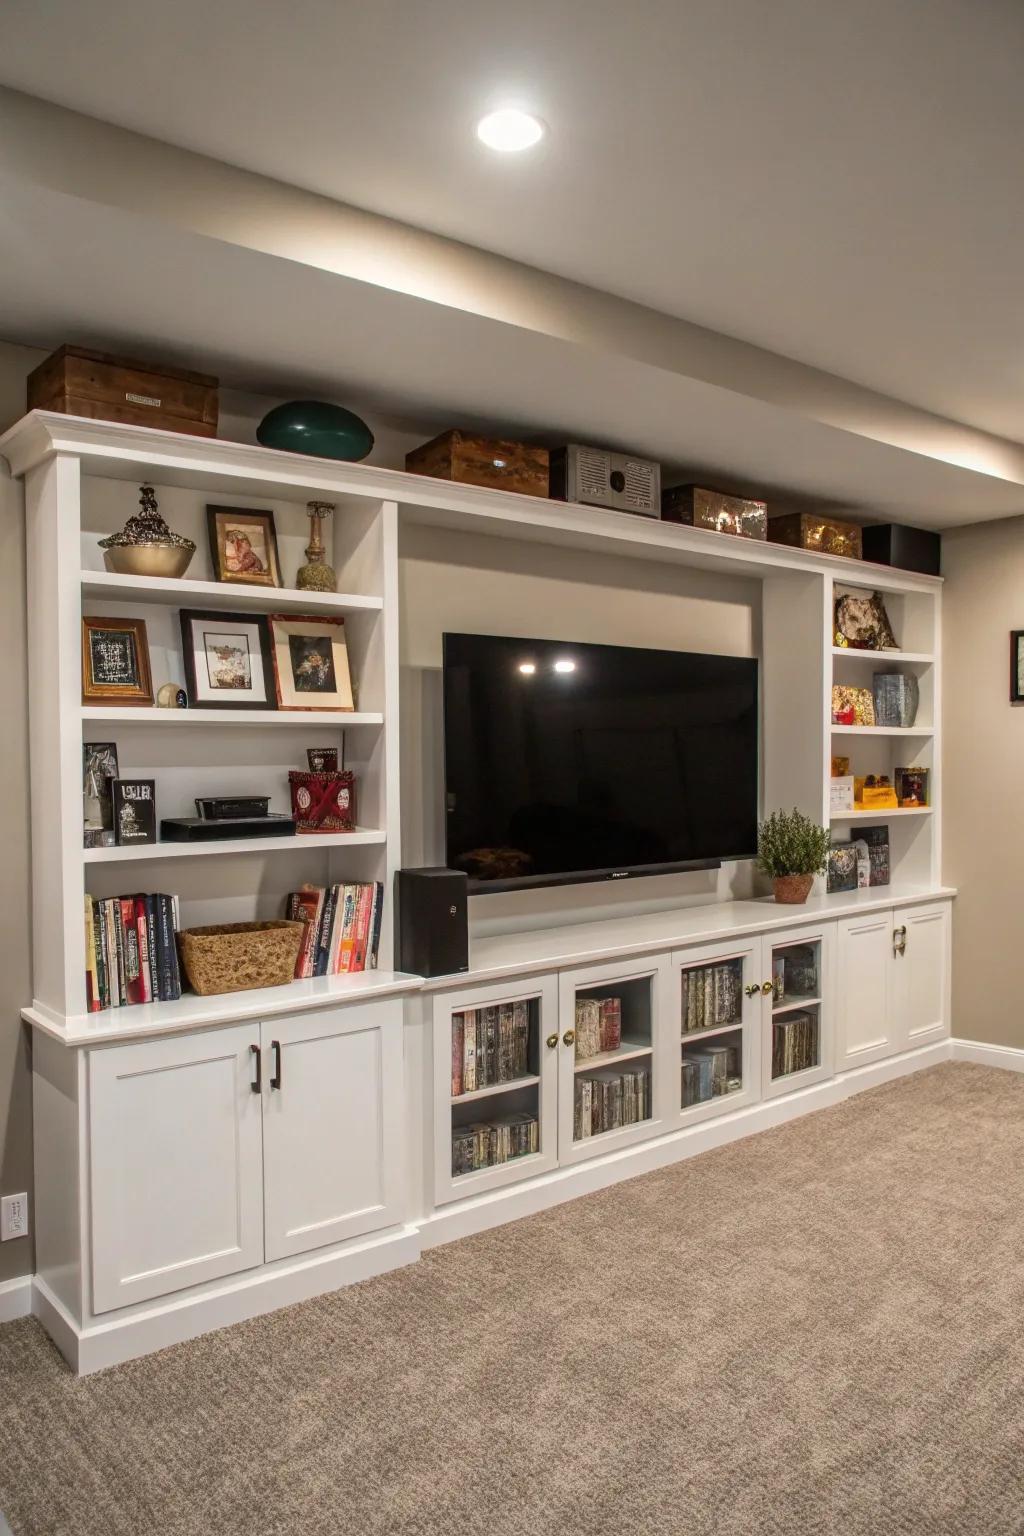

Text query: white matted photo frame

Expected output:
[268,614,354,711]
[178,609,276,710]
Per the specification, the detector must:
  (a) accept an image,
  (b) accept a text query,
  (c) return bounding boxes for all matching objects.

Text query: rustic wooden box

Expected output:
[768,512,863,560]
[405,429,549,498]
[27,345,219,438]
[661,484,767,540]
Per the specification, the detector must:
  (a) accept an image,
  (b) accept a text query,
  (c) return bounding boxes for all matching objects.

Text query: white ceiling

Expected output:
[2,0,1023,442]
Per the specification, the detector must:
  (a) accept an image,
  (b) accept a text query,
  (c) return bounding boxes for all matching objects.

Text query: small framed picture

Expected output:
[268,615,354,711]
[82,617,153,705]
[1011,631,1024,703]
[179,609,276,710]
[206,505,282,588]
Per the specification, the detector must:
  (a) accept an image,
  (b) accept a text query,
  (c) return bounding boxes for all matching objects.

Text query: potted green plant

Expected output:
[757,808,831,904]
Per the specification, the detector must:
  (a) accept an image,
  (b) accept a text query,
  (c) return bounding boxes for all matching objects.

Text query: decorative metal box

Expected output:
[872,672,920,728]
[661,485,768,540]
[768,513,863,560]
[550,444,661,517]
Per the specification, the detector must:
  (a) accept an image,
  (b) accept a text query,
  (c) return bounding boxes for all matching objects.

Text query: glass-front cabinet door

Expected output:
[433,974,559,1206]
[556,954,671,1167]
[672,938,763,1125]
[762,923,834,1100]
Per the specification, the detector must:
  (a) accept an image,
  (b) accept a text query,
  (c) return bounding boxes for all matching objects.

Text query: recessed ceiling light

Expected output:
[476,108,545,153]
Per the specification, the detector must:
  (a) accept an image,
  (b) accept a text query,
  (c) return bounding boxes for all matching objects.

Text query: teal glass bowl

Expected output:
[256,401,374,462]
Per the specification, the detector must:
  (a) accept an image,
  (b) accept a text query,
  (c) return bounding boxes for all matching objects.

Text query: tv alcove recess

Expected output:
[1,411,953,1372]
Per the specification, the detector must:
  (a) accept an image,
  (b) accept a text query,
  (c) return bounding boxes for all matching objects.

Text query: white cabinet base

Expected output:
[31,1222,421,1377]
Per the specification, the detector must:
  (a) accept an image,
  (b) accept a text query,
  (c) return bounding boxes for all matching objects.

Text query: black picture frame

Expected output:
[178,609,277,711]
[1011,631,1024,704]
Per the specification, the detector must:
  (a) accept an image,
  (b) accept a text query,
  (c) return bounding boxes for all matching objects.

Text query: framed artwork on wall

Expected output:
[1011,631,1024,703]
[81,616,153,705]
[206,505,282,588]
[179,609,276,710]
[268,614,354,711]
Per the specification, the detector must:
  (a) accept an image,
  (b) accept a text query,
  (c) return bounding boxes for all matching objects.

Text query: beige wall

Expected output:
[942,517,1024,1045]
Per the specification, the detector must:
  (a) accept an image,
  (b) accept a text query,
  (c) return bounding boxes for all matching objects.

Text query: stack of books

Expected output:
[573,1066,650,1139]
[681,963,741,1034]
[772,1011,818,1078]
[574,995,623,1060]
[85,892,181,1011]
[451,1002,531,1095]
[682,1040,741,1106]
[451,1112,539,1176]
[286,882,384,977]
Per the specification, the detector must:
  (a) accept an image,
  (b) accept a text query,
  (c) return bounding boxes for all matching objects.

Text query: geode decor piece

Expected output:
[873,671,920,728]
[256,400,374,462]
[98,484,196,578]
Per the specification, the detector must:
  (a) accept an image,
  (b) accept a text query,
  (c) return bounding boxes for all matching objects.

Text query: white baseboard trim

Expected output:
[0,1273,32,1325]
[34,1224,422,1376]
[419,1040,953,1250]
[950,1038,1024,1072]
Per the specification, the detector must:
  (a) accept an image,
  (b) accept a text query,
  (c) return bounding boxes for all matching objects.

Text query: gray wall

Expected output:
[943,516,1024,1046]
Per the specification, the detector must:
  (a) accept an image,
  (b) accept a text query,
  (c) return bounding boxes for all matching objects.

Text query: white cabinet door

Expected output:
[433,974,558,1207]
[761,921,835,1099]
[89,1023,264,1315]
[893,901,951,1051]
[557,954,669,1167]
[262,1000,404,1262]
[673,936,763,1127]
[835,909,896,1070]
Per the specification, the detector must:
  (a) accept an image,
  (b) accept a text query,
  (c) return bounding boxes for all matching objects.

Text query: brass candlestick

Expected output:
[296,501,337,592]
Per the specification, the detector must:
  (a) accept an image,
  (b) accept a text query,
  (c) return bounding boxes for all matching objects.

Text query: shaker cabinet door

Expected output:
[835,910,896,1070]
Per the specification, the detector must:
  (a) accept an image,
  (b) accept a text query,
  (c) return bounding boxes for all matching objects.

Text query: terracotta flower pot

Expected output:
[773,873,814,905]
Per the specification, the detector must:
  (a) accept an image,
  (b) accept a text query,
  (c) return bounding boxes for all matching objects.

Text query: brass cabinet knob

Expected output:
[761,980,773,996]
[562,1029,576,1047]
[744,983,760,997]
[546,1032,559,1050]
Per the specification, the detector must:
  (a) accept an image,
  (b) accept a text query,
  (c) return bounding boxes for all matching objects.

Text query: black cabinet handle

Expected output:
[250,1043,262,1094]
[270,1040,282,1090]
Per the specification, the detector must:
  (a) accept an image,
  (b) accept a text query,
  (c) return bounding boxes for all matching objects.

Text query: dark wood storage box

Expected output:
[861,523,941,576]
[661,484,767,540]
[405,429,549,498]
[768,512,863,560]
[27,346,219,438]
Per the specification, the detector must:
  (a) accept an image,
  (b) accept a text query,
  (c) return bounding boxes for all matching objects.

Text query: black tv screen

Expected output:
[442,633,759,890]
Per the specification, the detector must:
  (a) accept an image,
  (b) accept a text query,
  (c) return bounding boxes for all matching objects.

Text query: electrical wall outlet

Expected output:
[1,1193,28,1241]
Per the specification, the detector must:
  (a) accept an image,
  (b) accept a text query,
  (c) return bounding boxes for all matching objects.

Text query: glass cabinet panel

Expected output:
[449,997,542,1179]
[770,937,823,1083]
[571,974,653,1144]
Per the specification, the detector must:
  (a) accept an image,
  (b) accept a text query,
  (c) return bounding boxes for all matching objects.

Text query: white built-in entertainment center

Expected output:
[1,411,954,1373]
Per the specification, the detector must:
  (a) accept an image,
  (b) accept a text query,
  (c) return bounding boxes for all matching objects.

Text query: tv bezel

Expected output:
[441,632,758,894]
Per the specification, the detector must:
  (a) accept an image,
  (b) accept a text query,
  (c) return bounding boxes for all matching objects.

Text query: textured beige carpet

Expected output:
[2,1062,1024,1536]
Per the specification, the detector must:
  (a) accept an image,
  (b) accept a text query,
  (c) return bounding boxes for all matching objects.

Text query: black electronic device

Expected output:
[861,523,941,577]
[195,796,272,821]
[395,867,469,978]
[161,815,296,842]
[443,632,758,891]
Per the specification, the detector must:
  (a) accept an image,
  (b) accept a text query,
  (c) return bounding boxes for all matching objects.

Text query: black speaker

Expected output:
[862,523,941,576]
[395,867,469,978]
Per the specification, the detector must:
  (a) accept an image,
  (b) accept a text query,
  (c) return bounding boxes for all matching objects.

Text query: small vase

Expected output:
[773,874,814,904]
[296,500,338,592]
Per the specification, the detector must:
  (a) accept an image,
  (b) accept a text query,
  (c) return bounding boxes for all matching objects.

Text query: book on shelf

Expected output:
[574,994,624,1061]
[573,1065,650,1139]
[286,881,384,977]
[771,1010,818,1078]
[451,1001,531,1096]
[451,1111,539,1176]
[85,891,181,1012]
[681,962,741,1034]
[682,1041,742,1106]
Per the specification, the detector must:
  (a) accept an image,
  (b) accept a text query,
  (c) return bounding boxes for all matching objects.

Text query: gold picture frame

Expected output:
[206,505,282,588]
[81,616,153,706]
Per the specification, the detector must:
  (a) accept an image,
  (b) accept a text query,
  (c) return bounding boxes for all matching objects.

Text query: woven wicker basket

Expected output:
[178,920,305,996]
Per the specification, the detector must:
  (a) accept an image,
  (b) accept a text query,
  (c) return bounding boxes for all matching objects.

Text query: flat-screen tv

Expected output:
[442,632,758,891]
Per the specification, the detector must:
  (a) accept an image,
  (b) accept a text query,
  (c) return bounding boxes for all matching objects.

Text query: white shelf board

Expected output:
[831,647,934,664]
[830,724,934,736]
[830,807,933,821]
[82,828,387,862]
[773,996,821,1016]
[681,1020,743,1043]
[451,1075,541,1105]
[80,706,384,727]
[81,570,383,614]
[574,1037,653,1073]
[24,970,423,1047]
